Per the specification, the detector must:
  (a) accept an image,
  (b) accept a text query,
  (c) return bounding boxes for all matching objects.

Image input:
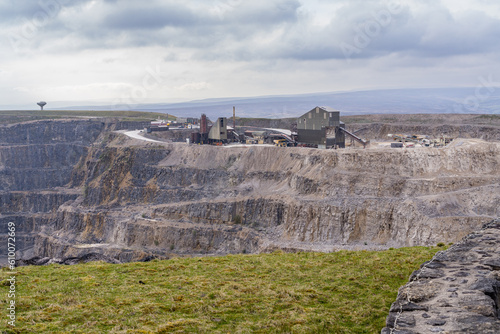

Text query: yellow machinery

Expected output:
[274,139,287,147]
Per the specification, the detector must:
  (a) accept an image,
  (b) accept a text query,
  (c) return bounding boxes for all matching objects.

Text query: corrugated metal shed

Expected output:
[297,106,342,147]
[208,117,228,141]
[297,106,340,131]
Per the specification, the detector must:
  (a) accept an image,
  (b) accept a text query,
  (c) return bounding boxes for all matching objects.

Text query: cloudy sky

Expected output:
[1,0,500,108]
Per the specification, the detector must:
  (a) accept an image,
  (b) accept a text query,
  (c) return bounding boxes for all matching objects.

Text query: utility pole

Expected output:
[233,106,236,129]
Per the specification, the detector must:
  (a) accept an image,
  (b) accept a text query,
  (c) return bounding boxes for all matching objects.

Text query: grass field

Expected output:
[0,246,445,333]
[0,110,172,124]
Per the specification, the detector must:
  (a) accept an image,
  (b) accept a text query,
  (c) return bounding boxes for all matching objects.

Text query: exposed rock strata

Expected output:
[0,119,499,263]
[382,219,500,333]
[0,120,139,263]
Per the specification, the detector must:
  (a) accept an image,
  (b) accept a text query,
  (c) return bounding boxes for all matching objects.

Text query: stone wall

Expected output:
[382,218,500,333]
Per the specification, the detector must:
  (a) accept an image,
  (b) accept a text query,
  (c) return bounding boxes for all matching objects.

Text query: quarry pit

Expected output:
[0,116,498,264]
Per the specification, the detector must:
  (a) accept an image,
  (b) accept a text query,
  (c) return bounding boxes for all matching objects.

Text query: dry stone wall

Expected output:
[382,219,500,333]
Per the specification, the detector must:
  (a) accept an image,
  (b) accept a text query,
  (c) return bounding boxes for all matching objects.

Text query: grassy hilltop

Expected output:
[1,246,445,333]
[0,110,173,125]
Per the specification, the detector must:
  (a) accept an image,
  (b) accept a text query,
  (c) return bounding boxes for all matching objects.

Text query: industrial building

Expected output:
[184,106,367,148]
[296,106,369,149]
[147,119,169,133]
[208,117,228,143]
[190,115,230,144]
[297,106,346,148]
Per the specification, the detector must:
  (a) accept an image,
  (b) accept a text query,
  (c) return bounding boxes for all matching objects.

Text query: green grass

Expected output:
[0,110,174,124]
[0,247,445,333]
[476,114,500,121]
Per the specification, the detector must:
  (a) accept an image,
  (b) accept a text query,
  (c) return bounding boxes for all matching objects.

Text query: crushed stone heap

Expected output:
[382,218,500,333]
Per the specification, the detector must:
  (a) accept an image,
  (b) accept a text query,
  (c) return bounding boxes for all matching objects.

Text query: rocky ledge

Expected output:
[15,252,157,266]
[382,218,500,333]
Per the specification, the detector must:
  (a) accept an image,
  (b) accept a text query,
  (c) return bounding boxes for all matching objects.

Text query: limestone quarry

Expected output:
[1,116,499,264]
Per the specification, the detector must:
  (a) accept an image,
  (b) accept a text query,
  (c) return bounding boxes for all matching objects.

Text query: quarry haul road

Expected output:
[118,130,163,143]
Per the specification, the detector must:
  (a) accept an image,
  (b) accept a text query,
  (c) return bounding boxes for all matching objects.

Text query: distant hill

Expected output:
[12,87,500,120]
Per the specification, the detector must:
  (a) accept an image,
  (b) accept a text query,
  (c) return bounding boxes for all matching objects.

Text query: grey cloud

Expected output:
[270,1,500,62]
[228,0,300,25]
[0,0,93,24]
[4,0,500,66]
[103,4,198,30]
[408,9,500,57]
[0,1,53,24]
[33,0,302,53]
[92,0,301,32]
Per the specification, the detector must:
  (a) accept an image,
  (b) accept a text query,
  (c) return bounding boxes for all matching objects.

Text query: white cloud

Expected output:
[0,0,500,106]
[174,82,211,91]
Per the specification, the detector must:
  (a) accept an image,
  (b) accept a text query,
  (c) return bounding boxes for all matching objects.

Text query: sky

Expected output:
[1,0,500,108]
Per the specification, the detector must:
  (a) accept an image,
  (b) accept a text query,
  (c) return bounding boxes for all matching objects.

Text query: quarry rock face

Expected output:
[0,119,499,264]
[0,120,107,263]
[382,219,500,334]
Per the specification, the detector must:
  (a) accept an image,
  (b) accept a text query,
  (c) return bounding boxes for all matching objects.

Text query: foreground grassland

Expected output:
[0,247,445,333]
